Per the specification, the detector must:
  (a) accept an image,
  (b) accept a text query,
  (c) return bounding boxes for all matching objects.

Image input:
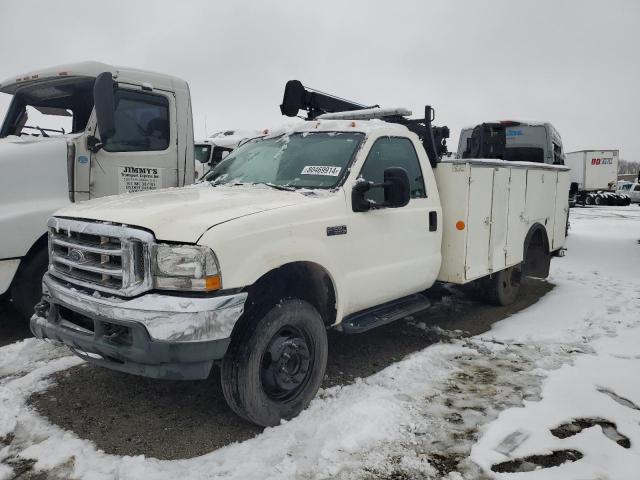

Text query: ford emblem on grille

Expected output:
[68,248,86,263]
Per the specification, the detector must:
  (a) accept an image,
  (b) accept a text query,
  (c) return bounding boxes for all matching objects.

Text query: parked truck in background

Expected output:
[616,179,640,204]
[195,130,263,178]
[457,121,565,165]
[31,80,570,427]
[565,150,630,206]
[0,61,196,317]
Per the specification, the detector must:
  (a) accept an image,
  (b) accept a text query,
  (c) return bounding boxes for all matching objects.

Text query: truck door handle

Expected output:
[429,211,437,232]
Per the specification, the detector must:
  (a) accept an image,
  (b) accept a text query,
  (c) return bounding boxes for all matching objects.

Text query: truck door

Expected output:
[344,137,441,314]
[89,86,178,198]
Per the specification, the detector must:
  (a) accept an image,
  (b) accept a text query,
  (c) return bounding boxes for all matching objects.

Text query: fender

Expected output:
[199,223,346,321]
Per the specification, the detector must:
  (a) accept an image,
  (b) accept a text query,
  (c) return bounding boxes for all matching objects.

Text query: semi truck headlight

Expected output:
[153,244,221,292]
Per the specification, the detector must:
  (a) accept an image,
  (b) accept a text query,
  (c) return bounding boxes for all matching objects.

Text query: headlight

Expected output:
[153,244,221,292]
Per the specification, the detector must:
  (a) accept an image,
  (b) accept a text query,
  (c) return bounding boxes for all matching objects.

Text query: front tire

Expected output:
[10,248,48,319]
[221,299,328,427]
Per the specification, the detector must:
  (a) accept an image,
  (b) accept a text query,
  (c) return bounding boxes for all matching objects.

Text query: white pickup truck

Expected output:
[31,83,570,426]
[0,61,196,317]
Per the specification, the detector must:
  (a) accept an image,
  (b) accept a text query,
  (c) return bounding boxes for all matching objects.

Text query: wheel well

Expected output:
[241,262,337,328]
[13,233,48,278]
[523,224,550,278]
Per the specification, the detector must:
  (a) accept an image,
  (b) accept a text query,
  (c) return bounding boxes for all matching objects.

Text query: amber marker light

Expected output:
[205,275,222,291]
[456,221,466,231]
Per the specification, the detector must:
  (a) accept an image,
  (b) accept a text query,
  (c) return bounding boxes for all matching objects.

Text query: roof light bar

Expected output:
[317,107,412,121]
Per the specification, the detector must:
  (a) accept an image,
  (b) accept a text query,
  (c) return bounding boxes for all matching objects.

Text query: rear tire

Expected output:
[221,299,328,427]
[482,264,522,306]
[585,195,594,205]
[10,248,48,319]
[594,195,602,206]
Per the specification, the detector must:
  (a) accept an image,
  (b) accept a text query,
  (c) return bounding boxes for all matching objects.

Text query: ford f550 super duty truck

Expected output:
[0,61,195,317]
[31,81,570,426]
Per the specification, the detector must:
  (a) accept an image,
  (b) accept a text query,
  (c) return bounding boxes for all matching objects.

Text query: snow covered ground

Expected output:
[0,206,638,479]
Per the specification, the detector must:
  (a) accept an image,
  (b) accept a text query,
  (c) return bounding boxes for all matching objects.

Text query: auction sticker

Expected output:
[301,165,341,176]
[118,166,164,193]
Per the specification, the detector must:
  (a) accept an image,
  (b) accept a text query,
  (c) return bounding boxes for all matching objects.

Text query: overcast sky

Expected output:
[1,0,639,159]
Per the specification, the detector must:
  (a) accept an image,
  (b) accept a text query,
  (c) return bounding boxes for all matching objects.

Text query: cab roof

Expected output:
[266,118,413,139]
[0,61,188,94]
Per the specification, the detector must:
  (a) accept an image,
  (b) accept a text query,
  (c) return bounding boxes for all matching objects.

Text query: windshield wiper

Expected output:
[259,182,296,191]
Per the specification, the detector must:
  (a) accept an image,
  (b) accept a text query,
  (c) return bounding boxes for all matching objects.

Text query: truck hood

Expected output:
[54,184,324,242]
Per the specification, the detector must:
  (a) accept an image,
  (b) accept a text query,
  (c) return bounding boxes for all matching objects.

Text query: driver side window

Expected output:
[103,89,170,153]
[359,137,426,203]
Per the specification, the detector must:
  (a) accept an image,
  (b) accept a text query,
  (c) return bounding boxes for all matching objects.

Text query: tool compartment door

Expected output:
[465,166,494,280]
[524,169,557,249]
[552,170,570,250]
[505,168,527,265]
[489,168,510,273]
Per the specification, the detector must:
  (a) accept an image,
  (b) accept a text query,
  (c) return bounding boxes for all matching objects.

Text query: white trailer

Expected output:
[565,150,629,205]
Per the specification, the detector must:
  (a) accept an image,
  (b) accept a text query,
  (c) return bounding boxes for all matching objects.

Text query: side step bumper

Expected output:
[341,294,431,334]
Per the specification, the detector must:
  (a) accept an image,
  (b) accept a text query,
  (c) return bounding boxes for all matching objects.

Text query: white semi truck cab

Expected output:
[194,130,263,178]
[0,62,195,316]
[31,81,570,427]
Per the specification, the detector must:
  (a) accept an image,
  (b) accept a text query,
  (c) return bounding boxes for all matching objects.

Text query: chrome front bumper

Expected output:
[30,273,247,380]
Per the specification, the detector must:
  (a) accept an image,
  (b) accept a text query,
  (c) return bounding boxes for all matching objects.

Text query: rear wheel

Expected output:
[221,299,328,427]
[10,248,48,319]
[585,195,594,205]
[594,195,602,206]
[482,264,522,306]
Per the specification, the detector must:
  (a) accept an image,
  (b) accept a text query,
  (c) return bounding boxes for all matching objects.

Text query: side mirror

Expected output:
[93,72,116,142]
[569,182,579,195]
[351,167,411,212]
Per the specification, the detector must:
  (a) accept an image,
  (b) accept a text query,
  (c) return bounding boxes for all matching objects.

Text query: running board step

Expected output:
[341,294,431,334]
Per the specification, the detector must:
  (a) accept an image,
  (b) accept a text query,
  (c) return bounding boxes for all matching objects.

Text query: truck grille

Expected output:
[47,217,154,296]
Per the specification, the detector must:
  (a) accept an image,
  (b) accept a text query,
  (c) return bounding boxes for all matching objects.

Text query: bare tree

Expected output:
[619,159,640,174]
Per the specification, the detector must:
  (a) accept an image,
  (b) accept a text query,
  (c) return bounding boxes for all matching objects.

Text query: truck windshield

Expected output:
[205,132,364,189]
[0,78,94,139]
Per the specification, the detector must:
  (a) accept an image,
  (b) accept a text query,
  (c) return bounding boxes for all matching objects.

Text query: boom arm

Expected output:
[280,80,373,119]
[280,80,449,167]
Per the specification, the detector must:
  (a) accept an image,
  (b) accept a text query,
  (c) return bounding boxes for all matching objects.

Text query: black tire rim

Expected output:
[502,265,522,298]
[261,325,314,402]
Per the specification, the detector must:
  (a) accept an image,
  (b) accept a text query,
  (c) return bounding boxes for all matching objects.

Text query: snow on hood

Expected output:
[53,184,327,243]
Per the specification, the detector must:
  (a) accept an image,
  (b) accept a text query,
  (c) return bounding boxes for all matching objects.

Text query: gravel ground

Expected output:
[26,279,553,461]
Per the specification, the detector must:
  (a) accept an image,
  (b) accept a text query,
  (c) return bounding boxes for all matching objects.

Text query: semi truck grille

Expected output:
[47,218,154,296]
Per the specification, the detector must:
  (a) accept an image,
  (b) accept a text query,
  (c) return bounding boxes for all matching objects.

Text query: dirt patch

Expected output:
[491,449,583,473]
[597,386,640,411]
[551,417,631,448]
[428,453,465,475]
[27,279,552,460]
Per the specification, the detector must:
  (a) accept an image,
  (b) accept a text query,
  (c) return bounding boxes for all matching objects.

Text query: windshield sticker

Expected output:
[301,165,342,176]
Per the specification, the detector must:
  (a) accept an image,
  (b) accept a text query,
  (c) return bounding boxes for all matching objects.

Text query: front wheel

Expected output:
[221,299,328,427]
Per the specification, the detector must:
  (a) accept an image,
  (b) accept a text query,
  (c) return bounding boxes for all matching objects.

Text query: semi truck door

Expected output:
[344,137,440,314]
[89,87,178,198]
